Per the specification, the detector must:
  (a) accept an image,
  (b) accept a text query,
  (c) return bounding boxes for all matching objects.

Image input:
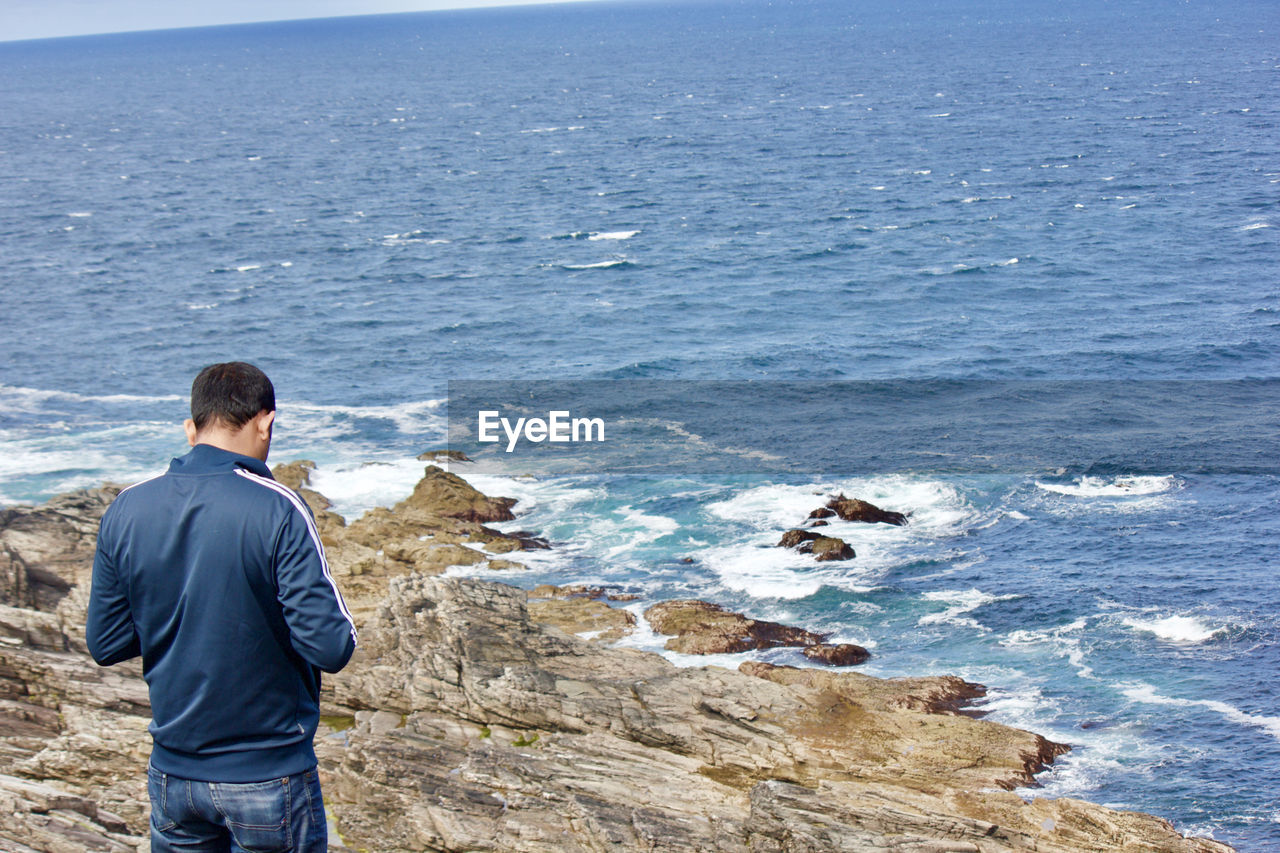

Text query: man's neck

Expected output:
[186,412,273,462]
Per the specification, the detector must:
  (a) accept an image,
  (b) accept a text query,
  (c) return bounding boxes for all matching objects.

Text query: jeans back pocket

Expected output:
[210,777,291,853]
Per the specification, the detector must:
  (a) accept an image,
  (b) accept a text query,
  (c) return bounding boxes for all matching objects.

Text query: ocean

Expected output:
[1,0,1278,846]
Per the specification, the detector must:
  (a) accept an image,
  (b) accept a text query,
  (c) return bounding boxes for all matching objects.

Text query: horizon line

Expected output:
[0,0,624,47]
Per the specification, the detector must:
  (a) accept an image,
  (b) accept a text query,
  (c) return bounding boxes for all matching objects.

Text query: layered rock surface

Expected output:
[0,464,1234,852]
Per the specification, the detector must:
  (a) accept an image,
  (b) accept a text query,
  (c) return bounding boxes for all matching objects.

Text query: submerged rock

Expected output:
[802,643,870,666]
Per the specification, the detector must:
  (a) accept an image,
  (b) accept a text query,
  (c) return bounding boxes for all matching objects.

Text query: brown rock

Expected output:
[809,536,855,561]
[778,529,820,549]
[0,487,117,610]
[398,466,516,523]
[826,494,907,526]
[269,459,316,491]
[778,529,854,561]
[526,596,635,644]
[740,661,987,717]
[802,643,870,666]
[269,460,345,534]
[643,599,826,654]
[510,531,551,550]
[808,507,836,519]
[417,449,473,463]
[531,584,615,600]
[319,576,1229,853]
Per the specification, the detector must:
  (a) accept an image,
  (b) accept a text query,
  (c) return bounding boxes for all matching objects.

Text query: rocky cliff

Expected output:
[0,464,1233,852]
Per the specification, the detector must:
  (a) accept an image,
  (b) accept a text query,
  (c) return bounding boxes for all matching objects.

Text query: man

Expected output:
[87,362,357,853]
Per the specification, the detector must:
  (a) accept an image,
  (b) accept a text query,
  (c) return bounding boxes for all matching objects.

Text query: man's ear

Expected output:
[184,418,198,447]
[256,410,276,442]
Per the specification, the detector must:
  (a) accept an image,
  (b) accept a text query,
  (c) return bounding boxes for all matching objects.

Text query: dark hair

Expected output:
[190,362,275,430]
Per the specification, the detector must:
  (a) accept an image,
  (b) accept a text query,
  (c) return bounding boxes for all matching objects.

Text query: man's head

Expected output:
[184,362,277,461]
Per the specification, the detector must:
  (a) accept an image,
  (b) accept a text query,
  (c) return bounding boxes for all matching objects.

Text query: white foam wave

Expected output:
[705,476,980,581]
[1026,720,1151,799]
[519,126,584,134]
[285,398,445,435]
[1123,614,1223,644]
[696,542,828,600]
[588,230,639,241]
[616,417,784,465]
[307,458,432,520]
[918,588,1022,631]
[0,384,184,410]
[562,259,628,270]
[380,230,450,246]
[67,212,92,217]
[0,445,143,482]
[699,477,981,599]
[1120,682,1280,743]
[461,472,603,523]
[840,600,884,616]
[0,420,181,504]
[1035,475,1176,498]
[1001,618,1095,678]
[1242,222,1271,231]
[973,685,1059,728]
[588,505,680,559]
[235,264,262,272]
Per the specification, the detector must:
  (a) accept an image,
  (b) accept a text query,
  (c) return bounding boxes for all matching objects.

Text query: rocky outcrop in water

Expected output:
[777,529,855,562]
[642,599,870,666]
[0,464,1235,853]
[824,494,908,526]
[302,463,533,621]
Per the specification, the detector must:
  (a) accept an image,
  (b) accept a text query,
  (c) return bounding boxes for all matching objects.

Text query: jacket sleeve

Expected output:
[86,515,142,666]
[274,501,357,673]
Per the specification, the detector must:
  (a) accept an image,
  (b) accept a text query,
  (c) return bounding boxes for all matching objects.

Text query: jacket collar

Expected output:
[169,443,274,479]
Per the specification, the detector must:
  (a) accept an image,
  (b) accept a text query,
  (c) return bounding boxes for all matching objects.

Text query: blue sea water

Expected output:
[1,0,1278,847]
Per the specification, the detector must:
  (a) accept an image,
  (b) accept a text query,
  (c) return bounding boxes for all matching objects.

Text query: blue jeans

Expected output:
[147,762,328,853]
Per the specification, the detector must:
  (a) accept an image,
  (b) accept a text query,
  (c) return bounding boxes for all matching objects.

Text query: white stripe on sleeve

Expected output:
[235,468,358,644]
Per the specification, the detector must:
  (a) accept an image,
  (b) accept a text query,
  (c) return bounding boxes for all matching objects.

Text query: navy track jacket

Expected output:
[87,443,357,782]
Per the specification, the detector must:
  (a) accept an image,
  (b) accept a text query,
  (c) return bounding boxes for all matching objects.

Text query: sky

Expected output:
[0,0,593,43]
